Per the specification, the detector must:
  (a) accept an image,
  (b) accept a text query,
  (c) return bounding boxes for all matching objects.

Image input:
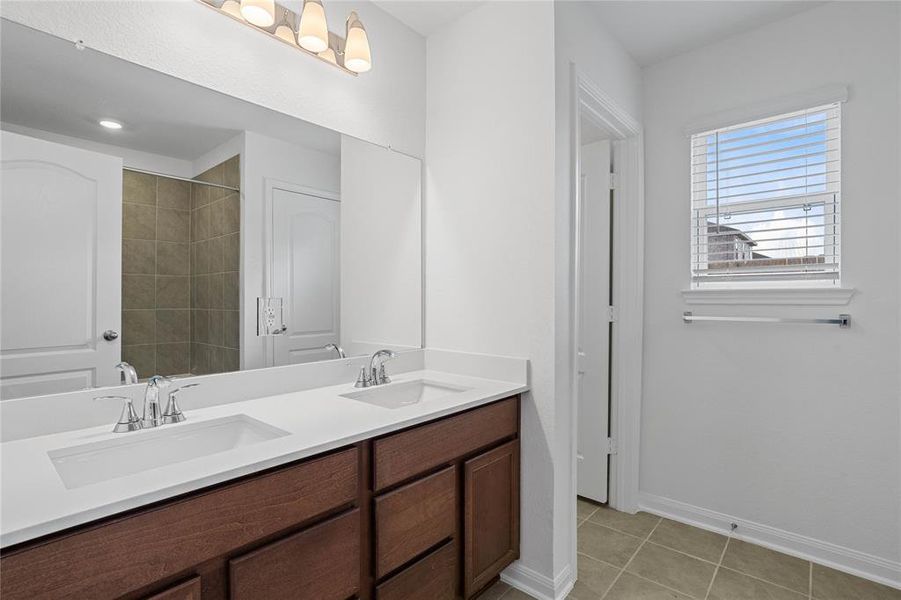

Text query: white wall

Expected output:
[241,131,341,370]
[425,0,560,590]
[641,1,901,582]
[553,0,643,582]
[0,0,426,157]
[0,122,194,177]
[340,135,422,353]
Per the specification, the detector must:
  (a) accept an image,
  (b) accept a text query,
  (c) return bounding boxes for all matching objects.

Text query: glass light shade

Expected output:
[220,0,243,19]
[298,0,329,53]
[344,13,371,73]
[275,24,296,45]
[240,0,275,27]
[318,47,337,64]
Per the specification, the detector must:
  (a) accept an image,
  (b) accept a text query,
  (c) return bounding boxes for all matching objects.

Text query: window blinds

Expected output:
[690,103,841,285]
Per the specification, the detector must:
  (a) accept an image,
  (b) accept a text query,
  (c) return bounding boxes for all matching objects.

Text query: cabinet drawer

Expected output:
[144,577,201,600]
[374,466,456,578]
[373,397,518,490]
[376,540,457,600]
[0,448,358,600]
[229,509,360,600]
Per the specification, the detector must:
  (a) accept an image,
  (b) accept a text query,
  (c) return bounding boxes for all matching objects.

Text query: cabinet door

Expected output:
[229,509,360,600]
[463,441,519,599]
[145,577,201,600]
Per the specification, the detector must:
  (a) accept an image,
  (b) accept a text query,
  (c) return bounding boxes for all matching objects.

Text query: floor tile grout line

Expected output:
[703,534,731,600]
[809,561,813,599]
[715,564,813,597]
[600,517,663,600]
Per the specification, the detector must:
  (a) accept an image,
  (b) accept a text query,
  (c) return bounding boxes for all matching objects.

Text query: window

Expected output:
[690,104,841,286]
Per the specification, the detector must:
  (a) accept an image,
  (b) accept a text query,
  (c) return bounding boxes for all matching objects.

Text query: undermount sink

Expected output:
[48,415,289,489]
[340,379,470,409]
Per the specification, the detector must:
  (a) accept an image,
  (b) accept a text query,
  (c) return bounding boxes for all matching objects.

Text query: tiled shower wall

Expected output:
[120,156,240,379]
[121,171,192,378]
[190,156,241,375]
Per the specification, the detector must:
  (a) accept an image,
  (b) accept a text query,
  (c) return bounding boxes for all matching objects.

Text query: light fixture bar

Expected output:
[196,0,361,76]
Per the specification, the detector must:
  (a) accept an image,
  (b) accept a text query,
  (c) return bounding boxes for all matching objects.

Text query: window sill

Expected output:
[681,287,855,306]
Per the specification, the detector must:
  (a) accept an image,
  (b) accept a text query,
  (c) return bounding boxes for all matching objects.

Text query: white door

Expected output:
[271,188,340,365]
[0,131,123,399]
[576,140,612,502]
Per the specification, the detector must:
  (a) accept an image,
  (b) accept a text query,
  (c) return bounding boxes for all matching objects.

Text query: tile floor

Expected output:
[478,499,901,600]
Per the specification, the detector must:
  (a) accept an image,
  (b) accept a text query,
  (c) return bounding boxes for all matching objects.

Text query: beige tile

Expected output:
[648,519,727,562]
[223,348,240,372]
[223,193,240,234]
[192,275,211,309]
[476,580,509,600]
[811,563,901,600]
[209,273,225,309]
[123,239,155,275]
[156,342,190,376]
[208,345,224,373]
[222,155,240,189]
[192,204,211,240]
[193,240,210,275]
[722,539,809,594]
[208,236,224,273]
[224,271,239,310]
[191,183,210,210]
[577,498,599,522]
[196,163,223,185]
[577,521,642,567]
[123,275,155,309]
[122,344,155,379]
[502,589,537,600]
[626,542,717,599]
[157,242,189,275]
[709,567,808,600]
[123,310,155,345]
[604,572,692,600]
[223,232,240,272]
[223,310,240,349]
[157,177,191,210]
[191,342,210,374]
[123,171,156,205]
[192,309,209,345]
[156,310,189,343]
[208,310,224,347]
[210,199,226,237]
[157,208,190,242]
[123,203,156,240]
[589,507,660,539]
[156,276,189,308]
[568,554,619,599]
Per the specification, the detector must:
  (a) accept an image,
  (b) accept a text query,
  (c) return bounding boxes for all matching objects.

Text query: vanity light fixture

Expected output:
[99,119,123,130]
[240,0,275,27]
[343,11,371,73]
[202,0,369,75]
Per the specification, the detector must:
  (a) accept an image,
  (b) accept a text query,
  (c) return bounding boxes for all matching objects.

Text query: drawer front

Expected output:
[0,448,358,600]
[374,466,456,578]
[373,397,518,490]
[229,509,360,600]
[144,577,202,600]
[376,540,457,600]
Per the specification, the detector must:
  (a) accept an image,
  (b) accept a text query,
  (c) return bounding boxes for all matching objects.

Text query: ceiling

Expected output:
[0,21,340,161]
[591,1,826,67]
[371,1,483,36]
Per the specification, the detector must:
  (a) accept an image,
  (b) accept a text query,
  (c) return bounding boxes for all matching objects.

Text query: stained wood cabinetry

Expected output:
[0,396,520,600]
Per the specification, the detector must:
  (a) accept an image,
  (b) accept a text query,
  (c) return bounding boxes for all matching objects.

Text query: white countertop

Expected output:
[1,369,527,548]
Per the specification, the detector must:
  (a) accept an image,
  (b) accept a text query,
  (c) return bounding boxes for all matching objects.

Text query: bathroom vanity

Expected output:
[0,359,524,600]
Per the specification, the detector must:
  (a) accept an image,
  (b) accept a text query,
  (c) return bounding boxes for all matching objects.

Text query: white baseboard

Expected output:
[638,491,901,591]
[501,561,574,600]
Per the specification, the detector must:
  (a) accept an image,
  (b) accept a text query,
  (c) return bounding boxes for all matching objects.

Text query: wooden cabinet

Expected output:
[0,395,520,600]
[463,441,520,598]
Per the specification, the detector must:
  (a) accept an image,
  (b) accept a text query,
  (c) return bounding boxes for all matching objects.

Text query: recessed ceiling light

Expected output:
[99,119,123,130]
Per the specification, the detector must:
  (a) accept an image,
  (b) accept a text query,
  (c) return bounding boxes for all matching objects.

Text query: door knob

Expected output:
[102,330,119,341]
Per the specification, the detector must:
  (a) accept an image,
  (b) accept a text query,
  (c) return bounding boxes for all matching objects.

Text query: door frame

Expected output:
[262,177,340,367]
[569,61,644,529]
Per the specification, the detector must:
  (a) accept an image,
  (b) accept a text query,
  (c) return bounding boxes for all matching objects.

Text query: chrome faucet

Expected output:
[355,349,397,388]
[116,362,138,385]
[162,383,199,424]
[141,375,171,428]
[324,343,346,358]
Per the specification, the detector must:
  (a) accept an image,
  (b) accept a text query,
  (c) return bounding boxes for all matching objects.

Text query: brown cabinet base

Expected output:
[0,396,520,600]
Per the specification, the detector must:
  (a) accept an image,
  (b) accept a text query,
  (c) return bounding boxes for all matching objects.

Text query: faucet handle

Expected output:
[102,396,142,433]
[162,383,198,424]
